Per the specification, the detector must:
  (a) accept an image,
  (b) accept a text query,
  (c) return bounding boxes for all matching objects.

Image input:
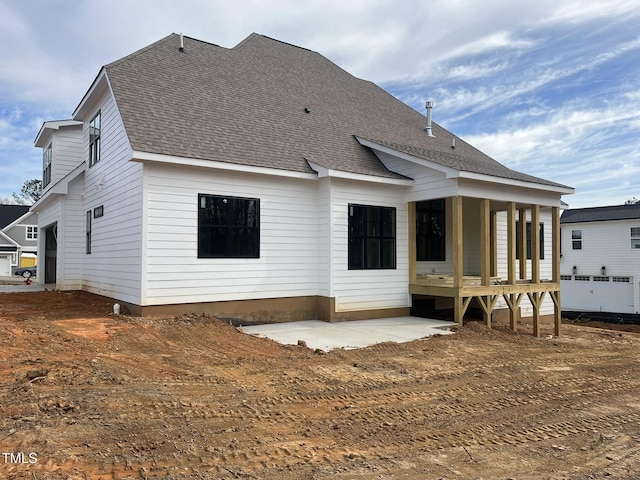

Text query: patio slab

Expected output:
[239,316,455,352]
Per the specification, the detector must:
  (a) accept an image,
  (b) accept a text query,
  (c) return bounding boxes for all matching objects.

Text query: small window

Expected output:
[416,199,445,261]
[89,111,101,167]
[26,226,38,240]
[631,227,640,249]
[198,194,260,258]
[560,275,572,280]
[86,211,92,254]
[348,204,396,270]
[571,230,582,250]
[43,144,52,187]
[613,276,631,283]
[593,276,609,282]
[574,275,590,281]
[93,205,104,218]
[516,222,544,260]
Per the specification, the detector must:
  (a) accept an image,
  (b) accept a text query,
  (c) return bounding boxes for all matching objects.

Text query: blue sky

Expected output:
[1,0,639,207]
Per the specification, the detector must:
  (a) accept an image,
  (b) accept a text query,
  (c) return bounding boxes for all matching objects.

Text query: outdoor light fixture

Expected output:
[572,266,577,274]
[601,266,606,275]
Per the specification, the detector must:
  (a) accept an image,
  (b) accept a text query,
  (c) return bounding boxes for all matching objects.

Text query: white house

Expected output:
[31,33,573,335]
[560,204,640,314]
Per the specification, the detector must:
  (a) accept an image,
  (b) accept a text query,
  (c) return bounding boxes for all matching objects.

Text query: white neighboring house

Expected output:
[560,204,640,314]
[31,33,573,330]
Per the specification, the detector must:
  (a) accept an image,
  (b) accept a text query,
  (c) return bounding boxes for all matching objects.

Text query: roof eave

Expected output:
[306,160,413,186]
[356,136,574,196]
[34,120,83,147]
[72,68,110,120]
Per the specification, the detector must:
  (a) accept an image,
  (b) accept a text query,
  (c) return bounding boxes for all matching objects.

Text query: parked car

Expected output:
[14,266,37,278]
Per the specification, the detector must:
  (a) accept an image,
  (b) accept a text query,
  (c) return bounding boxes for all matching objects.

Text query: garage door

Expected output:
[0,255,11,276]
[561,275,635,313]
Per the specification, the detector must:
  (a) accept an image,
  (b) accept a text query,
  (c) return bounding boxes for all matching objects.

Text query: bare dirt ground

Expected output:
[1,291,639,480]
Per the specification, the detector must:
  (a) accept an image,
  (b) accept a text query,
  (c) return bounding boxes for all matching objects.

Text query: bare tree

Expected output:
[12,179,42,205]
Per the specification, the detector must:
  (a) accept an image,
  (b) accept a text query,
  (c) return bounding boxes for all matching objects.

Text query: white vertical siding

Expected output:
[142,164,319,305]
[330,178,410,312]
[59,175,85,290]
[560,219,640,313]
[80,90,141,304]
[317,178,332,297]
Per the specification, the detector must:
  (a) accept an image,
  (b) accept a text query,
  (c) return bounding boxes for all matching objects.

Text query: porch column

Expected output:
[452,196,464,325]
[490,211,498,278]
[408,202,417,284]
[552,206,561,336]
[531,204,540,284]
[507,202,518,331]
[518,208,527,280]
[480,198,492,327]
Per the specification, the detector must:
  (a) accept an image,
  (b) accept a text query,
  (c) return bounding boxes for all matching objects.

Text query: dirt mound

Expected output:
[1,291,639,479]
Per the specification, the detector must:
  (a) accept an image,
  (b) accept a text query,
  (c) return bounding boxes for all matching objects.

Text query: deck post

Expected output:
[531,204,540,284]
[452,196,464,325]
[507,202,518,331]
[552,206,561,336]
[518,208,527,280]
[480,198,491,327]
[408,202,417,285]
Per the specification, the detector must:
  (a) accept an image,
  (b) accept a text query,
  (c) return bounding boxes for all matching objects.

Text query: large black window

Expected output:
[89,111,101,167]
[416,199,446,261]
[348,204,396,270]
[198,194,260,258]
[516,221,544,260]
[86,210,92,254]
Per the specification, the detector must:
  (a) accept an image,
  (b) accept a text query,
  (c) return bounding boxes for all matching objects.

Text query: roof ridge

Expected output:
[234,33,316,53]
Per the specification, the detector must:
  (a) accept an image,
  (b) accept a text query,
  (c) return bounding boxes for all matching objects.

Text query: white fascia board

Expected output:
[0,230,20,247]
[457,171,575,195]
[132,150,319,180]
[34,120,82,147]
[306,160,413,186]
[31,162,86,212]
[3,211,37,231]
[356,136,574,196]
[72,68,110,120]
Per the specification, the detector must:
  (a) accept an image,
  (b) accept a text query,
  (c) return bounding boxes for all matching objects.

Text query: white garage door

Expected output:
[0,255,11,276]
[561,275,635,314]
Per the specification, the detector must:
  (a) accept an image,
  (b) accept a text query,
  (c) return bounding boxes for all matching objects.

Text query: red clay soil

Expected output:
[1,290,639,479]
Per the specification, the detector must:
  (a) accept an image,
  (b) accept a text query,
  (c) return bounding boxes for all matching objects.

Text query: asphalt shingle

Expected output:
[561,203,640,223]
[104,33,568,188]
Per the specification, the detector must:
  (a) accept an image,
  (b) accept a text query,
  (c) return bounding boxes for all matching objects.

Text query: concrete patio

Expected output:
[239,316,456,352]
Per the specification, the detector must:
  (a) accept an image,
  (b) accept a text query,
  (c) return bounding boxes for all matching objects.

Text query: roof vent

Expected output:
[179,33,184,52]
[425,100,434,137]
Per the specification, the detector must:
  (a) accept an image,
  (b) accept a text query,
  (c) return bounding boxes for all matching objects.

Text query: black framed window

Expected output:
[89,111,101,167]
[43,144,52,187]
[198,194,260,258]
[348,204,396,270]
[572,229,582,250]
[516,222,544,260]
[86,211,92,254]
[416,199,446,261]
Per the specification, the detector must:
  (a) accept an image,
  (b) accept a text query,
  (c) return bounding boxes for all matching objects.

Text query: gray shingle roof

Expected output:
[104,33,568,188]
[561,203,640,223]
[0,205,30,229]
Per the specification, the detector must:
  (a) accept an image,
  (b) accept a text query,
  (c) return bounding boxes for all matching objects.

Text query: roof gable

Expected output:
[103,33,570,189]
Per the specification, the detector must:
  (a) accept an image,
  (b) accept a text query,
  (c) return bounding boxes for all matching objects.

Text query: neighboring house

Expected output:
[560,203,640,314]
[31,33,573,334]
[0,204,38,275]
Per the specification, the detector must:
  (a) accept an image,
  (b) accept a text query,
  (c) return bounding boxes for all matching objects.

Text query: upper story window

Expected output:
[43,144,52,187]
[572,229,582,250]
[631,227,640,249]
[89,111,101,167]
[198,194,260,258]
[26,226,37,240]
[416,199,446,261]
[348,204,396,270]
[516,222,544,260]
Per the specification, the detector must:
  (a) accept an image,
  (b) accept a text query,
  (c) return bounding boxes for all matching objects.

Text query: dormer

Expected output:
[34,120,83,192]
